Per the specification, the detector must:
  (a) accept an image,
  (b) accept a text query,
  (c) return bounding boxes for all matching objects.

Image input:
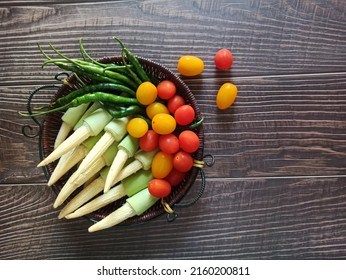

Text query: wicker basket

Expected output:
[39,56,204,224]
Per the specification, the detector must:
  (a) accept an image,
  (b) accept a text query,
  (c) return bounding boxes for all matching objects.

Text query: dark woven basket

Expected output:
[40,56,204,225]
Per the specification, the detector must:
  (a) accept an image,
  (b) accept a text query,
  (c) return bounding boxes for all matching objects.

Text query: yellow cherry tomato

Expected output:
[146,102,169,119]
[152,151,174,179]
[152,113,176,135]
[177,55,204,77]
[127,117,148,138]
[136,81,157,105]
[216,83,237,110]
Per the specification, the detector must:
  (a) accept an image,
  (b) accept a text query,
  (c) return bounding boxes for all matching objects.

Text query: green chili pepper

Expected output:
[54,83,136,106]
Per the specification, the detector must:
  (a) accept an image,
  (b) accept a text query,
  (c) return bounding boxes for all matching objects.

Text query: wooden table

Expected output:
[1,0,346,260]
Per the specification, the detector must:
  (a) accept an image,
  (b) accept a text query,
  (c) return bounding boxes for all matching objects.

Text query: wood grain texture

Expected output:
[1,0,346,259]
[2,177,346,259]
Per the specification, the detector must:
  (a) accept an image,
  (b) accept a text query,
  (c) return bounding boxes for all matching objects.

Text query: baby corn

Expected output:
[54,103,90,149]
[48,133,103,186]
[74,117,129,179]
[88,188,159,232]
[108,148,158,187]
[104,134,139,193]
[53,140,118,208]
[38,108,112,167]
[58,167,110,219]
[65,169,153,219]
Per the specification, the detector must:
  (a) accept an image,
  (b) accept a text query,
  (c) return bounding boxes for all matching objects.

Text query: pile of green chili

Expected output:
[20,36,150,119]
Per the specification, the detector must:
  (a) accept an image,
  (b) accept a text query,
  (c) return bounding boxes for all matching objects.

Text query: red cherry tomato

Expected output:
[148,179,172,198]
[173,151,194,173]
[164,168,186,186]
[139,130,159,152]
[159,134,180,154]
[178,130,200,153]
[174,104,195,126]
[157,80,176,100]
[167,95,185,114]
[214,48,233,70]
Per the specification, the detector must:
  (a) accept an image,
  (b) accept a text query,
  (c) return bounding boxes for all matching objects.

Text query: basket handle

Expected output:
[21,72,70,139]
[164,154,215,222]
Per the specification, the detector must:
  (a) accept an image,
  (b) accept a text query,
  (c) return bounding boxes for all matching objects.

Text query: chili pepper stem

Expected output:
[18,102,70,117]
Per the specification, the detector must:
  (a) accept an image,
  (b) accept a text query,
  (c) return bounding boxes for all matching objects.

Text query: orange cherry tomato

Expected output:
[216,83,237,110]
[126,117,148,138]
[146,102,169,119]
[136,81,157,105]
[152,113,176,135]
[152,151,174,179]
[177,55,204,77]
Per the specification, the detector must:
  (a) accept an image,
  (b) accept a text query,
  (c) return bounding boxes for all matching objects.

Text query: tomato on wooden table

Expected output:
[214,48,233,70]
[216,82,237,110]
[177,55,204,77]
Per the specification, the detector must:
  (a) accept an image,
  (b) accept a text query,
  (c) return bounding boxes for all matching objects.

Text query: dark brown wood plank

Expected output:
[1,0,346,87]
[1,177,346,259]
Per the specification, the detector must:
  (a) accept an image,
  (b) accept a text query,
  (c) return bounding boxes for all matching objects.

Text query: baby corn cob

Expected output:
[74,117,129,179]
[48,133,103,186]
[54,103,90,149]
[88,188,159,232]
[73,102,101,130]
[108,148,158,187]
[38,108,112,167]
[65,169,153,219]
[58,167,110,219]
[104,134,139,193]
[53,140,118,208]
